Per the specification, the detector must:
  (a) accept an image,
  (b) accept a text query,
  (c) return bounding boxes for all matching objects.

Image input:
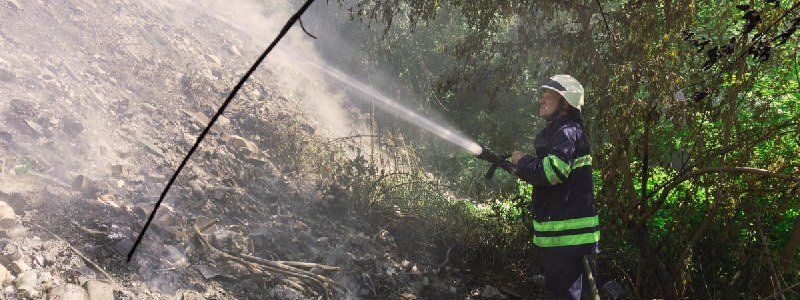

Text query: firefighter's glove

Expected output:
[510,151,527,165]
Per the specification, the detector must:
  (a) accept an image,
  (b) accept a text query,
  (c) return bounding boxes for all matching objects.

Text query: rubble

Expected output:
[222,134,260,158]
[83,280,114,300]
[179,290,204,300]
[15,270,39,298]
[0,0,505,298]
[0,201,16,229]
[481,285,505,299]
[48,283,88,300]
[0,265,11,285]
[71,175,101,198]
[10,259,31,274]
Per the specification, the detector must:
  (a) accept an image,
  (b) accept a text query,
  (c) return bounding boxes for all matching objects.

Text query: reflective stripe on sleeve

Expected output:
[547,154,571,178]
[573,155,592,169]
[542,156,561,185]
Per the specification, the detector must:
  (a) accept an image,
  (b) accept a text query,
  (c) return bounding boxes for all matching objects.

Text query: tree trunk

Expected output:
[779,213,800,272]
[635,226,678,299]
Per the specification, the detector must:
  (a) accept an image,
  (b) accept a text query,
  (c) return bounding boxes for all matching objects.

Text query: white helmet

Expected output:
[540,74,585,110]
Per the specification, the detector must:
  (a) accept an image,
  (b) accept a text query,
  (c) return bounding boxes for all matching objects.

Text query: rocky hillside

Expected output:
[0,0,525,299]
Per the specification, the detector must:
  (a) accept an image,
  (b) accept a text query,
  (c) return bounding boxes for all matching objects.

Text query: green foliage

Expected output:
[321,0,800,298]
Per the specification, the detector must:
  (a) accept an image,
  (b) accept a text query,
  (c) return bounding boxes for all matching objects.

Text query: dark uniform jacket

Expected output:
[515,114,600,257]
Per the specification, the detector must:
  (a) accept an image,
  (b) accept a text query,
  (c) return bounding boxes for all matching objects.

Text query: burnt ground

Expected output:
[0,0,535,299]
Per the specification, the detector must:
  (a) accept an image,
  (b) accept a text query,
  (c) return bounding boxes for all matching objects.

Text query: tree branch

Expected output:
[640,166,800,223]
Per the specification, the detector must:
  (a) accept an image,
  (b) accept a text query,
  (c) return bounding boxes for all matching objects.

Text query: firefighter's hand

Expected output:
[511,151,526,165]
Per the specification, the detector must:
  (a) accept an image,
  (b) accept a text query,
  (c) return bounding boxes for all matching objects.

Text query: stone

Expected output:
[481,285,503,299]
[11,164,28,175]
[401,293,417,300]
[180,290,204,300]
[115,290,137,300]
[182,110,209,126]
[217,115,230,126]
[163,245,187,268]
[0,244,22,265]
[0,264,10,284]
[38,271,54,290]
[266,285,303,300]
[109,164,124,177]
[0,201,16,229]
[410,264,421,275]
[205,54,221,66]
[131,203,149,219]
[72,175,100,197]
[112,238,134,256]
[10,98,37,116]
[196,264,222,279]
[49,283,88,300]
[0,131,12,144]
[0,68,16,83]
[189,181,204,198]
[15,270,39,298]
[10,259,31,274]
[62,118,84,136]
[83,280,114,300]
[155,204,181,226]
[2,0,21,12]
[97,194,119,208]
[136,138,164,157]
[140,103,157,113]
[228,45,241,56]
[223,134,259,157]
[34,255,45,266]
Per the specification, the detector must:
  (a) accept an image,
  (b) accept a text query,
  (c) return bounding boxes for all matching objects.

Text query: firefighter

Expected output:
[511,74,600,299]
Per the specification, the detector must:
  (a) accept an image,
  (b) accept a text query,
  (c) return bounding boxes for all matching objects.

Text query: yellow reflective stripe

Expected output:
[573,155,592,169]
[542,156,561,185]
[533,215,600,232]
[547,155,571,177]
[533,231,601,247]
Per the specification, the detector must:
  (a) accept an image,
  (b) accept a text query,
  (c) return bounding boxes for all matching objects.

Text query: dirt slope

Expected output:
[0,0,511,299]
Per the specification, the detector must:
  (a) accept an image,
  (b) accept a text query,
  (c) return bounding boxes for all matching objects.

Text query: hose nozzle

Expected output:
[475,146,515,179]
[475,147,501,164]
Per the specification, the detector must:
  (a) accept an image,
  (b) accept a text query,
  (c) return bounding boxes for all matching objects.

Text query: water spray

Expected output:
[296,59,483,155]
[288,55,521,179]
[294,57,517,179]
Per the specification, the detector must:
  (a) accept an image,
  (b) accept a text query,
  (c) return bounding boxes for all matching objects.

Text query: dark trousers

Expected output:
[542,255,598,300]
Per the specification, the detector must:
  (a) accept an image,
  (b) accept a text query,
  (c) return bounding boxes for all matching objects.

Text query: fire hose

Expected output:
[474,146,515,179]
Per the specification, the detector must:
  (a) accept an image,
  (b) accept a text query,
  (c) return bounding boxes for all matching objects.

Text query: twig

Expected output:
[764,281,800,300]
[436,246,453,273]
[363,272,378,296]
[757,216,788,300]
[31,224,116,284]
[191,223,344,299]
[594,0,613,43]
[640,166,800,223]
[329,134,382,142]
